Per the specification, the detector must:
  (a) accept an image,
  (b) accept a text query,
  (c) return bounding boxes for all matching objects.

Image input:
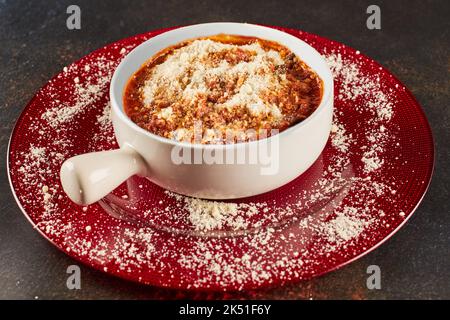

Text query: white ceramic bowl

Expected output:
[60,23,334,205]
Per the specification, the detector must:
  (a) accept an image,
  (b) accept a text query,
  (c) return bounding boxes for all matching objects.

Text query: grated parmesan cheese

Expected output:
[142,40,284,116]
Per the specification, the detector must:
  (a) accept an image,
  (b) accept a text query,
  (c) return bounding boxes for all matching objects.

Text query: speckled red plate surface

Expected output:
[8,26,434,291]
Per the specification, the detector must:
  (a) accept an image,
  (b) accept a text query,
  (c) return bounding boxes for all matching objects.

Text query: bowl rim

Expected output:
[110,22,333,150]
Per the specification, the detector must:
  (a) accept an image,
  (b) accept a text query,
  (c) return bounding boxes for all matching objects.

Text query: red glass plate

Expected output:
[7,26,434,291]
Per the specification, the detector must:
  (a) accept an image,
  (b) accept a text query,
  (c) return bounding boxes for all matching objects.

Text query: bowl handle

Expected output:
[60,144,147,205]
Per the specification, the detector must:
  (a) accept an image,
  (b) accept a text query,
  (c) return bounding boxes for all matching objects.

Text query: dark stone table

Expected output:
[1,0,448,299]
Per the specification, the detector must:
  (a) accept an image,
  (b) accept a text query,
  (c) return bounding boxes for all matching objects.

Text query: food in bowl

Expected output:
[60,23,333,205]
[124,34,323,144]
